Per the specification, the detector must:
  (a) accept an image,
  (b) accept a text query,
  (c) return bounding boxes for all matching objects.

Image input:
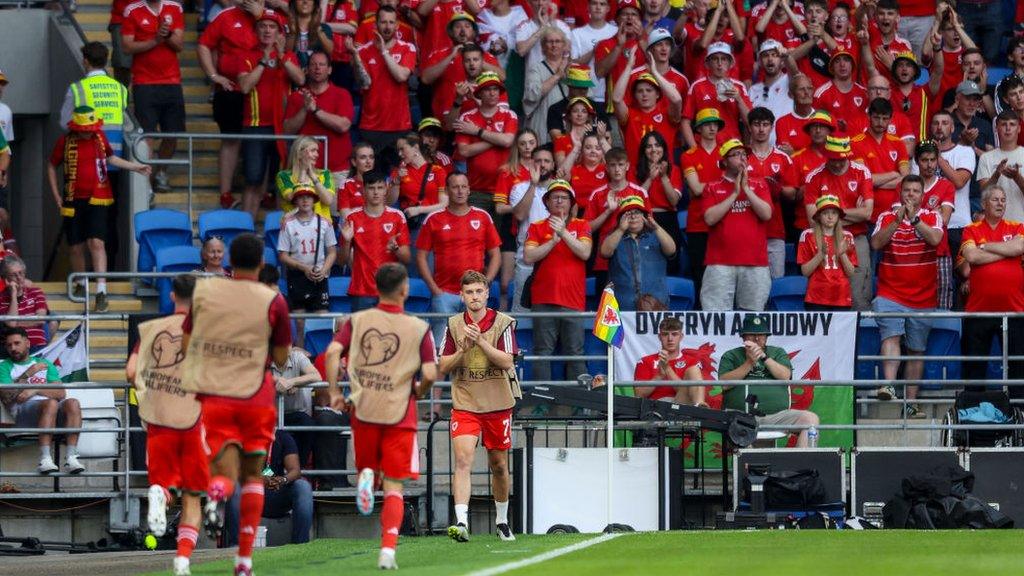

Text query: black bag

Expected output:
[745,469,828,509]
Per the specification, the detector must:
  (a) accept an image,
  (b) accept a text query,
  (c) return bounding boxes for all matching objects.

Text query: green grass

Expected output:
[143,530,1024,576]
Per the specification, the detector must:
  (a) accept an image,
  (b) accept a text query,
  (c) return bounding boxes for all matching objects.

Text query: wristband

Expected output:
[477,127,485,137]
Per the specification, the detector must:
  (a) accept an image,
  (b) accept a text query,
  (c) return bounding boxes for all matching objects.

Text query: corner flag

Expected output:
[592,285,624,348]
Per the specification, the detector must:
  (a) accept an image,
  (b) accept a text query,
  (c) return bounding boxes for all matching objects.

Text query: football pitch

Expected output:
[140,530,1024,575]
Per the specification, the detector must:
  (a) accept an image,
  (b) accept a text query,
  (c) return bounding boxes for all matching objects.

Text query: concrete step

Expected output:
[60,319,129,331]
[38,281,134,296]
[91,334,129,348]
[92,367,128,382]
[49,299,142,313]
[856,418,944,447]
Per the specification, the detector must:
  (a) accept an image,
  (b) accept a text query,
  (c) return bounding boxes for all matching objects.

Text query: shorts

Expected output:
[212,90,244,134]
[450,408,512,451]
[66,199,110,245]
[700,265,771,311]
[132,84,186,133]
[13,397,74,428]
[201,400,277,457]
[241,126,279,185]
[286,270,329,311]
[146,423,210,494]
[873,296,932,352]
[351,418,419,481]
[108,24,132,69]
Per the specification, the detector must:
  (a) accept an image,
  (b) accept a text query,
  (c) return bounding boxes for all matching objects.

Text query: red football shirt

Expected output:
[454,105,519,193]
[625,66,690,110]
[867,22,913,83]
[50,132,114,203]
[409,0,463,61]
[391,162,447,210]
[633,351,695,401]
[426,49,501,117]
[346,207,411,296]
[111,0,132,25]
[774,110,814,153]
[748,148,798,240]
[337,178,364,212]
[890,84,930,141]
[703,175,772,266]
[415,207,502,294]
[874,207,942,308]
[570,163,607,216]
[850,131,910,221]
[284,85,354,172]
[122,0,185,85]
[644,169,683,212]
[680,143,723,234]
[621,99,677,168]
[235,50,299,128]
[326,0,358,64]
[524,218,591,311]
[812,81,868,136]
[494,164,530,207]
[594,37,640,101]
[960,219,1024,312]
[198,6,258,83]
[357,40,417,131]
[802,161,874,237]
[797,228,858,306]
[355,15,416,46]
[684,77,752,143]
[791,146,826,230]
[921,176,955,257]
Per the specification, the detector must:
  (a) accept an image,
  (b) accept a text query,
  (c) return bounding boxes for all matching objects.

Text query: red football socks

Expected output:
[176,523,198,558]
[380,490,404,550]
[237,481,265,559]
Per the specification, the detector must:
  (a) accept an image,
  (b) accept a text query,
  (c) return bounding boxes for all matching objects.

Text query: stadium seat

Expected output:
[768,276,808,311]
[155,245,201,314]
[586,277,599,311]
[915,67,929,86]
[66,388,120,458]
[328,276,351,313]
[666,276,695,311]
[134,209,193,275]
[406,278,432,313]
[198,209,255,246]
[923,317,962,387]
[304,317,336,357]
[784,242,800,276]
[487,279,501,310]
[263,210,283,251]
[987,67,1012,88]
[515,326,533,381]
[584,329,609,376]
[677,210,687,232]
[856,318,881,381]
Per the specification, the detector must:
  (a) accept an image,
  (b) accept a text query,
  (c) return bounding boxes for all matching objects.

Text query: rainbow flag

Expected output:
[593,285,624,348]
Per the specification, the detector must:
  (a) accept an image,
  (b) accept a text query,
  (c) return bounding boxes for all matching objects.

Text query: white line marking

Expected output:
[464,533,623,576]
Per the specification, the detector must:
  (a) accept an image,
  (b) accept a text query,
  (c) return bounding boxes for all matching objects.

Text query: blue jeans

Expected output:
[957,2,1004,64]
[430,291,464,341]
[224,478,314,545]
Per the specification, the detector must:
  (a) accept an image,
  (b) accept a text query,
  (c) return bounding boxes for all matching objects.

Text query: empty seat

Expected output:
[263,210,283,251]
[923,317,962,387]
[303,317,336,357]
[784,242,800,276]
[328,276,351,313]
[198,210,255,246]
[134,209,193,275]
[67,388,121,459]
[666,276,695,311]
[768,275,808,311]
[406,278,432,313]
[263,246,279,268]
[585,277,599,311]
[487,280,501,310]
[155,245,201,313]
[856,318,881,381]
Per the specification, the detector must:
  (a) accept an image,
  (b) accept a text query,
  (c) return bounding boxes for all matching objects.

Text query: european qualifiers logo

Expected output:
[359,328,400,367]
[150,330,185,369]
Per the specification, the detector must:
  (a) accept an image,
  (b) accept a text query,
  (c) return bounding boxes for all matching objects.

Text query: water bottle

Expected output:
[807,426,819,448]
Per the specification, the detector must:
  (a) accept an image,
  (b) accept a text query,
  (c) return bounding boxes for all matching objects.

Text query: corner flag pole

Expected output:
[606,344,614,527]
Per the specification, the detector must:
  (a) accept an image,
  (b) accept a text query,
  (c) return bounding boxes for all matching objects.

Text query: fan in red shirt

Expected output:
[850,98,911,222]
[915,141,956,310]
[958,186,1024,394]
[421,14,503,119]
[845,75,918,156]
[110,0,135,85]
[747,107,798,279]
[594,0,643,104]
[774,74,816,155]
[625,28,690,114]
[797,195,857,310]
[883,51,943,141]
[339,172,411,311]
[869,175,943,412]
[700,139,774,311]
[453,73,519,215]
[283,51,356,176]
[682,42,752,148]
[391,134,449,219]
[412,0,474,60]
[790,110,834,232]
[812,51,867,136]
[861,0,912,84]
[922,6,974,118]
[583,147,650,280]
[684,1,747,82]
[338,142,376,219]
[612,50,682,163]
[751,0,805,49]
[633,316,706,406]
[681,108,725,293]
[802,136,874,310]
[567,132,608,216]
[354,1,417,46]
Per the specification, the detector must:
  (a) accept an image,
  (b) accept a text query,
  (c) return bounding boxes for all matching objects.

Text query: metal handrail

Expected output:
[130,133,328,224]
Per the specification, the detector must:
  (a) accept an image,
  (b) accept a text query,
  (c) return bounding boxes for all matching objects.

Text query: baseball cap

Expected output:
[741,314,770,335]
[648,28,673,48]
[617,0,642,14]
[706,41,733,61]
[956,80,983,97]
[257,9,286,29]
[758,39,783,56]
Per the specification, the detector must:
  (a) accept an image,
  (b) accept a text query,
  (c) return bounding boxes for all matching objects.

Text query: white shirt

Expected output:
[0,102,12,143]
[478,6,529,69]
[977,146,1024,223]
[277,213,337,269]
[570,21,618,103]
[514,18,572,70]
[937,144,975,229]
[508,179,551,260]
[750,74,793,147]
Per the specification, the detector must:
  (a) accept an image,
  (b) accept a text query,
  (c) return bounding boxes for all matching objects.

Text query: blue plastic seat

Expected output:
[487,279,501,310]
[328,276,351,313]
[263,246,278,268]
[923,317,962,387]
[584,330,609,376]
[406,278,432,313]
[155,245,202,313]
[134,209,193,275]
[784,242,800,276]
[987,67,1012,88]
[768,275,808,311]
[677,210,687,232]
[197,210,255,246]
[666,276,695,311]
[856,318,881,381]
[585,277,599,311]
[263,210,283,251]
[515,327,533,382]
[303,317,336,357]
[914,67,929,87]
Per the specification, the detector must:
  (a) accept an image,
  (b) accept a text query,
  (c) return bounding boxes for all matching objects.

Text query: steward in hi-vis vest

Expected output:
[438,270,519,544]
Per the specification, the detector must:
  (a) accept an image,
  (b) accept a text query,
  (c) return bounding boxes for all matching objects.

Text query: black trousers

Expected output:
[961,316,1024,399]
[312,408,351,488]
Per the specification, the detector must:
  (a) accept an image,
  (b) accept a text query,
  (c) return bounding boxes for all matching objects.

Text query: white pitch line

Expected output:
[464,533,623,576]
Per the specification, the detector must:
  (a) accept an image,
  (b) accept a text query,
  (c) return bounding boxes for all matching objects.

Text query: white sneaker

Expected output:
[65,454,85,474]
[173,556,191,576]
[148,484,168,537]
[356,468,375,516]
[38,455,58,474]
[378,548,398,570]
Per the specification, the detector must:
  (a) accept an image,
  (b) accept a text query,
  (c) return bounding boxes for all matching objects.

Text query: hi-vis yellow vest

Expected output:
[347,307,430,425]
[134,314,201,429]
[447,312,521,413]
[71,75,127,127]
[181,277,276,399]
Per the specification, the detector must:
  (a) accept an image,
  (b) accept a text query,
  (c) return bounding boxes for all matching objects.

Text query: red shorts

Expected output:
[450,408,512,451]
[201,400,277,458]
[351,418,419,481]
[146,423,210,494]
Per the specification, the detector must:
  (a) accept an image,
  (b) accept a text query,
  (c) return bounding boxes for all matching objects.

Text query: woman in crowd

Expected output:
[324,0,358,92]
[554,97,611,171]
[337,142,376,221]
[634,131,683,273]
[198,236,231,277]
[797,195,857,311]
[390,133,448,229]
[276,136,336,220]
[495,129,539,310]
[287,0,335,69]
[522,26,571,145]
[567,132,607,217]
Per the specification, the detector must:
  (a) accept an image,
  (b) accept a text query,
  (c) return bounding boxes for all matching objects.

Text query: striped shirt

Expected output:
[874,207,942,309]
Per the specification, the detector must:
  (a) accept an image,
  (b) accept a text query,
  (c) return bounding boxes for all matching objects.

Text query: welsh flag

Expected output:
[38,323,89,383]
